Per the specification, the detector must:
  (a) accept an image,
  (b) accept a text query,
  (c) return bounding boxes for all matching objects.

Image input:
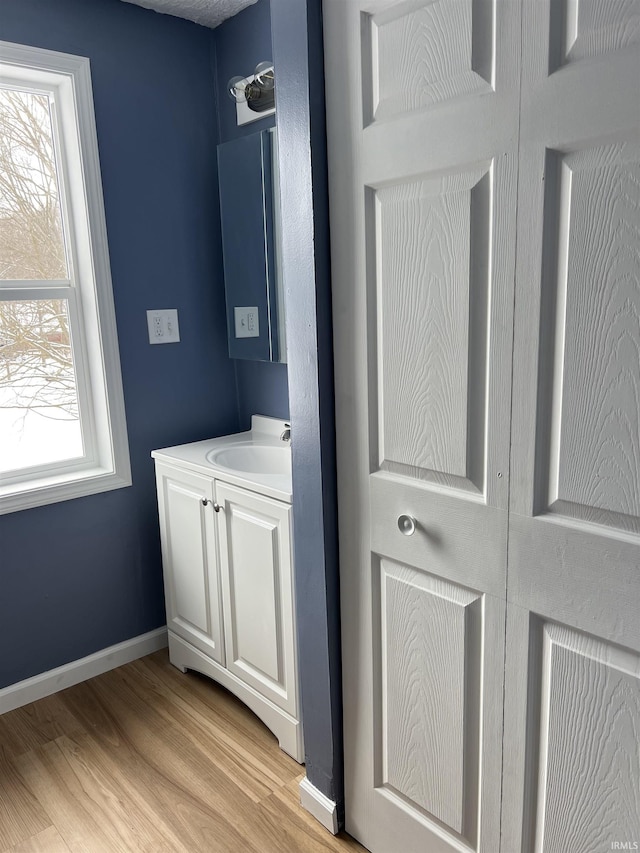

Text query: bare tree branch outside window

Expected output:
[0,87,79,423]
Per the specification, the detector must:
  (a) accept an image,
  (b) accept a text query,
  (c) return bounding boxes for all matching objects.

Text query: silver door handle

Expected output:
[397,514,416,536]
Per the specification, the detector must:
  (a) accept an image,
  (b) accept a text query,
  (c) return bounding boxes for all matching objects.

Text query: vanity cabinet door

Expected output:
[155,462,225,666]
[216,482,297,717]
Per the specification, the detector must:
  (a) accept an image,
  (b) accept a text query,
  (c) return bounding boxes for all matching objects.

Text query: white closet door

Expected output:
[324,1,521,850]
[503,2,640,850]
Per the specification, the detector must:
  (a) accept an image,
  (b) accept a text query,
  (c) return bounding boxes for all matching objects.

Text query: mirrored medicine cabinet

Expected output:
[217,128,286,363]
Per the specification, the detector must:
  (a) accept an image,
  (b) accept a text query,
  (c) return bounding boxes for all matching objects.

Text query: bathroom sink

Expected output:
[206,444,291,477]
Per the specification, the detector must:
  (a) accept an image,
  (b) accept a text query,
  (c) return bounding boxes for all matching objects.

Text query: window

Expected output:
[0,42,130,513]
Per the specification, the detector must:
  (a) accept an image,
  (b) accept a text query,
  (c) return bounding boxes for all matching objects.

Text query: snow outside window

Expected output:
[0,42,130,513]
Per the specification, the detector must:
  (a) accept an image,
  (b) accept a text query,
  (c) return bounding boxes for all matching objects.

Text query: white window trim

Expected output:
[0,41,131,514]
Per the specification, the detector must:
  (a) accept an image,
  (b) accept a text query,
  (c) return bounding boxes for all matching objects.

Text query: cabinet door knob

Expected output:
[397,514,416,536]
[202,498,222,512]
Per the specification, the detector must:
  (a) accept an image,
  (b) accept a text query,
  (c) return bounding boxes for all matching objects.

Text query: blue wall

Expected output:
[0,0,239,688]
[1,0,344,822]
[215,0,342,808]
[213,0,289,429]
[271,0,343,816]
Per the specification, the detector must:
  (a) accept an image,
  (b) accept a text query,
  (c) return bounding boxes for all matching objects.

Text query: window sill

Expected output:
[0,466,132,515]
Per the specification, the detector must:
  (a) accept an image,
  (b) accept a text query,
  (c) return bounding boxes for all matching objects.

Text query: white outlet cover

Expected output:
[234,306,260,338]
[147,309,180,344]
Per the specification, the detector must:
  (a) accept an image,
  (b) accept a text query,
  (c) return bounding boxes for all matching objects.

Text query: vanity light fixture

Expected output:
[228,61,275,113]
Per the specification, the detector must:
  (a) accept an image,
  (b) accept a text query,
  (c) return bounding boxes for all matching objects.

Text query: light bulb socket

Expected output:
[246,85,275,113]
[227,63,275,112]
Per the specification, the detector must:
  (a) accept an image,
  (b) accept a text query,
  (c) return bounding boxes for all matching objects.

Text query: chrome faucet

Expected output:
[280,422,291,442]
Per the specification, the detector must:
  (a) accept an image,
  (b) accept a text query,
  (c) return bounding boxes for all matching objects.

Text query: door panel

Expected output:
[366,0,494,122]
[168,481,208,630]
[155,463,224,665]
[503,0,640,848]
[538,144,640,528]
[324,0,520,850]
[374,165,491,492]
[376,559,484,837]
[227,507,281,682]
[503,608,640,853]
[536,623,640,851]
[549,0,640,69]
[216,482,297,716]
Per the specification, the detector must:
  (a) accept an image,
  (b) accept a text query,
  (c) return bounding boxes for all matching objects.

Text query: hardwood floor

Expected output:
[0,651,366,853]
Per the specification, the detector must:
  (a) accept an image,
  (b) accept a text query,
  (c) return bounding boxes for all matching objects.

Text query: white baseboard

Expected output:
[299,776,339,835]
[0,627,168,715]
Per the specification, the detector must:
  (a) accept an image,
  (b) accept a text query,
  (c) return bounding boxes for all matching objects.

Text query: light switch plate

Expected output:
[147,309,180,344]
[234,306,260,338]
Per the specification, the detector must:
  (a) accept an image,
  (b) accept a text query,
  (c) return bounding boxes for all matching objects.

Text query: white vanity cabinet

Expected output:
[152,422,302,762]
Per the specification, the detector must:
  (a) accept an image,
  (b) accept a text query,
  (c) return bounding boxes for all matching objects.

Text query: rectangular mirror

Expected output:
[217,128,286,363]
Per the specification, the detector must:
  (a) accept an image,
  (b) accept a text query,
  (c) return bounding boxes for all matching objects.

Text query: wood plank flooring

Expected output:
[0,650,366,853]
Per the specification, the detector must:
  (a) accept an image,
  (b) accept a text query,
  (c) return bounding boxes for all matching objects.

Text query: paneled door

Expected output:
[324,1,521,850]
[325,0,640,851]
[502,2,640,851]
[155,462,225,666]
[216,482,298,718]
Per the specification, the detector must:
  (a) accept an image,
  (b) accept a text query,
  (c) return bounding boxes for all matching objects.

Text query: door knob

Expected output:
[397,514,416,536]
[201,497,210,506]
[213,502,221,513]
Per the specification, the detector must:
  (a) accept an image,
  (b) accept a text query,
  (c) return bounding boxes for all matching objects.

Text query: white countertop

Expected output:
[151,415,292,502]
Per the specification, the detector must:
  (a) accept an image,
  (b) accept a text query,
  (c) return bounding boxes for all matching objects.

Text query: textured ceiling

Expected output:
[120,0,258,29]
